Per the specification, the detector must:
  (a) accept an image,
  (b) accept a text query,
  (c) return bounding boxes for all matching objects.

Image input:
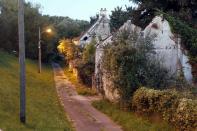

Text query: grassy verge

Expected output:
[0,51,73,131]
[64,68,97,96]
[92,100,175,131]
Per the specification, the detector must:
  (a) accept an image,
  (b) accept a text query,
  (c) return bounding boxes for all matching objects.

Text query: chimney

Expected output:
[103,8,107,15]
[100,8,107,17]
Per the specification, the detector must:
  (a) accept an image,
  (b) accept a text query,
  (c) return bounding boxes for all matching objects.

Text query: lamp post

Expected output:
[18,0,26,123]
[38,27,52,73]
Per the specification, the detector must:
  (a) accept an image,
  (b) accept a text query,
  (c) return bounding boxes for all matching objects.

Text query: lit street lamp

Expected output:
[38,27,52,73]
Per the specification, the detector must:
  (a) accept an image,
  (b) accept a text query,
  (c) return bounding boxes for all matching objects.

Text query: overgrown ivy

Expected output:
[156,10,197,57]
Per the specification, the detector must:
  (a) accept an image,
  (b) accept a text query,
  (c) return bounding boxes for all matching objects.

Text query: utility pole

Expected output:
[18,0,26,123]
[38,27,42,73]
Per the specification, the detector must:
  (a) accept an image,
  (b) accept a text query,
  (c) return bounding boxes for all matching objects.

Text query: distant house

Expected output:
[79,8,111,47]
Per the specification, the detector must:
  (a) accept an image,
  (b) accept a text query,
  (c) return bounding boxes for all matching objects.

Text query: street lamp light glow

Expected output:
[46,28,52,33]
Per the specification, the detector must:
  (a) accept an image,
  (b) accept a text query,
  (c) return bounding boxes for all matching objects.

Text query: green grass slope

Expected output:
[0,51,72,131]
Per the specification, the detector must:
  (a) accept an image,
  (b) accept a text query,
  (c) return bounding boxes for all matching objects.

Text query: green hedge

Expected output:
[175,98,197,130]
[132,87,197,130]
[156,10,197,57]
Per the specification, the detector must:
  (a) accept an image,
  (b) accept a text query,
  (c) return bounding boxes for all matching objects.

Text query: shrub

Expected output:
[57,39,80,62]
[132,87,179,116]
[102,30,173,104]
[77,62,95,87]
[76,39,96,87]
[174,98,197,130]
[82,39,96,63]
[132,87,197,130]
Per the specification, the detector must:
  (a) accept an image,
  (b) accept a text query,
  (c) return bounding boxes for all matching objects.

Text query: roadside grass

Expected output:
[92,100,175,131]
[64,68,97,96]
[0,51,73,131]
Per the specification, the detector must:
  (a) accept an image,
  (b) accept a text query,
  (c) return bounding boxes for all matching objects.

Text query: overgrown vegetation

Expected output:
[132,87,197,130]
[129,0,197,28]
[0,51,73,130]
[77,39,96,86]
[156,10,197,57]
[99,1,197,130]
[58,38,96,87]
[64,68,97,96]
[57,39,80,62]
[102,30,173,104]
[153,10,197,82]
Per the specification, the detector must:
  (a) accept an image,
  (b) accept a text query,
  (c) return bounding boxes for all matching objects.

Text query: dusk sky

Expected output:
[26,0,135,21]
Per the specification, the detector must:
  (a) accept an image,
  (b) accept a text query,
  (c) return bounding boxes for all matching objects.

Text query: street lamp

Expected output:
[38,27,52,73]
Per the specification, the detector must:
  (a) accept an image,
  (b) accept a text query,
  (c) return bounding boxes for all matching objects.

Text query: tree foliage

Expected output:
[57,39,79,62]
[110,6,133,32]
[82,39,96,63]
[90,14,99,25]
[158,10,197,57]
[77,39,96,86]
[0,0,90,61]
[129,0,197,28]
[55,17,89,39]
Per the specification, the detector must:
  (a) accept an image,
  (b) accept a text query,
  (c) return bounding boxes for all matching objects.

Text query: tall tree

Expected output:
[129,0,197,27]
[90,14,99,25]
[110,7,128,32]
[0,0,90,62]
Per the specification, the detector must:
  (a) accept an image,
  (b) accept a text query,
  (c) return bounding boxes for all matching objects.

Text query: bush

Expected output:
[102,30,173,104]
[57,39,80,62]
[76,39,96,87]
[132,87,179,116]
[174,98,197,130]
[82,39,96,63]
[132,87,197,130]
[77,62,95,87]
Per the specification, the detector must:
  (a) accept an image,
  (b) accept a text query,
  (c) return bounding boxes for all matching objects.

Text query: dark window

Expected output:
[83,36,88,41]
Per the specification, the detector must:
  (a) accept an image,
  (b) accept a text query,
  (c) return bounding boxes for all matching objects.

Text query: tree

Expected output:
[0,0,90,62]
[82,39,96,63]
[0,0,18,51]
[57,39,79,62]
[77,39,96,86]
[110,6,135,32]
[110,7,129,32]
[129,0,197,28]
[56,17,89,39]
[90,14,99,25]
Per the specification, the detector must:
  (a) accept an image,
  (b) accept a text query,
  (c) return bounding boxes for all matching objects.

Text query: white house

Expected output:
[79,8,111,47]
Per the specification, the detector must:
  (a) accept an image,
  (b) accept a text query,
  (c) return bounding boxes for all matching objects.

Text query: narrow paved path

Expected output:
[52,63,122,131]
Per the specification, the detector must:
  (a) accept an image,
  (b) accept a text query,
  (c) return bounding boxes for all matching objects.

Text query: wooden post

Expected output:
[18,0,26,123]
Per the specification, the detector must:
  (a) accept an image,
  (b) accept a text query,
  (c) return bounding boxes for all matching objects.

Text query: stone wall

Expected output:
[102,73,120,102]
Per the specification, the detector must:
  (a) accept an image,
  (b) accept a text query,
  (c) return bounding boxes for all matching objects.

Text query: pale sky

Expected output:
[26,0,135,21]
